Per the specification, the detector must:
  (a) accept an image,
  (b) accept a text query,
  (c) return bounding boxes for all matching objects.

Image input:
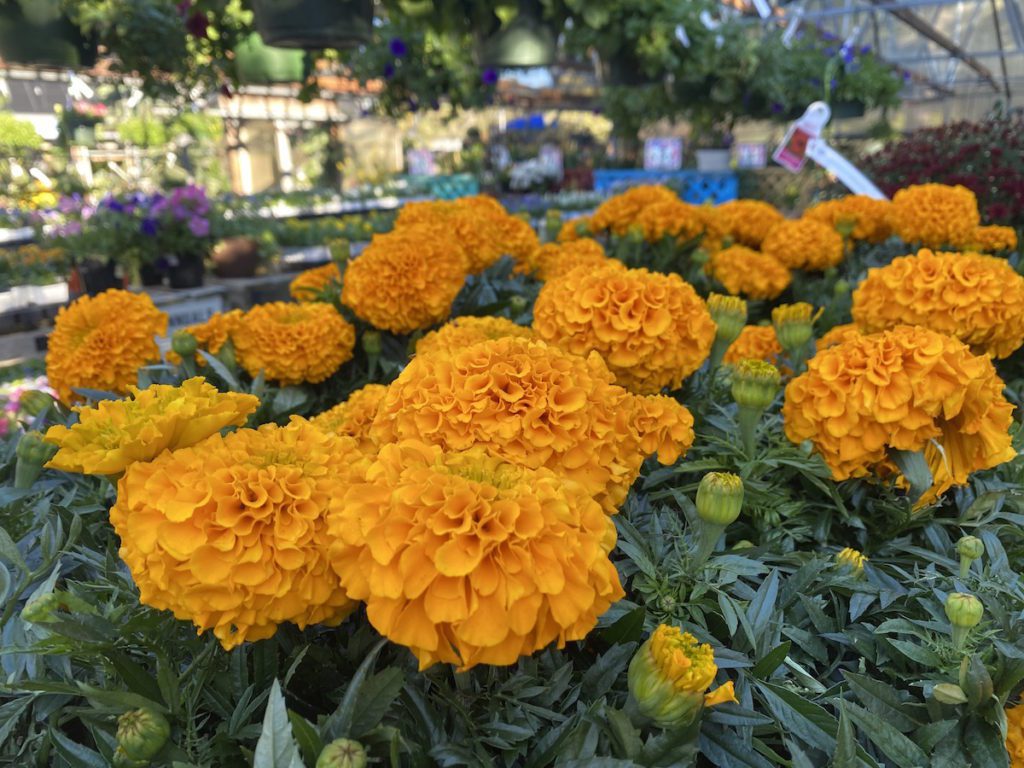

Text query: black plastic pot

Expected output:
[78,259,120,296]
[168,253,205,289]
[250,0,373,50]
[140,262,164,287]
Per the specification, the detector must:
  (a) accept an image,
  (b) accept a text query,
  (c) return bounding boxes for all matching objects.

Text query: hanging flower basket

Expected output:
[234,33,309,84]
[478,0,556,69]
[0,4,95,68]
[249,0,374,50]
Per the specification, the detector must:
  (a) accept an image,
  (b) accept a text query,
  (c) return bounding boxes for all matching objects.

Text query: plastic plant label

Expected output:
[772,101,831,173]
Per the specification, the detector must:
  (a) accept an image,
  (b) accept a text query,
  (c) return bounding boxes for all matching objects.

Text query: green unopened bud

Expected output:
[509,295,528,315]
[731,359,781,411]
[21,592,61,624]
[317,738,368,768]
[690,247,710,266]
[834,547,867,577]
[956,535,984,578]
[329,238,351,265]
[15,431,58,488]
[771,303,821,354]
[930,682,968,705]
[574,219,592,238]
[19,389,56,418]
[835,218,856,239]
[117,709,170,762]
[361,330,382,358]
[945,592,983,650]
[216,339,236,370]
[707,293,748,367]
[732,540,755,550]
[171,330,198,359]
[626,225,644,245]
[111,746,148,768]
[833,279,851,296]
[696,473,744,527]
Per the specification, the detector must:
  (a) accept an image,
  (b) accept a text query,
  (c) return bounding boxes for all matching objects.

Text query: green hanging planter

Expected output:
[234,33,308,84]
[250,0,374,50]
[479,0,556,69]
[0,3,96,68]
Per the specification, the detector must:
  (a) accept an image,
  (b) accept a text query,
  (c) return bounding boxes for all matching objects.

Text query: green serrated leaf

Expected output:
[832,702,858,768]
[350,667,405,738]
[843,701,928,768]
[752,641,791,679]
[0,525,27,572]
[322,638,388,741]
[288,710,322,767]
[843,671,922,732]
[253,680,305,768]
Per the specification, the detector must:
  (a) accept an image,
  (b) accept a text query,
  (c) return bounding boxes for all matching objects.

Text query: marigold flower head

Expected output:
[706,246,791,300]
[44,377,257,476]
[835,547,867,575]
[963,225,1018,253]
[488,208,540,266]
[290,263,341,303]
[371,337,695,512]
[804,196,893,243]
[525,239,611,281]
[724,325,782,365]
[714,199,784,248]
[731,359,781,411]
[310,383,388,452]
[632,199,707,244]
[166,309,243,366]
[851,249,1024,358]
[762,219,844,271]
[772,303,821,352]
[816,323,862,350]
[783,325,1016,504]
[590,185,680,236]
[628,624,737,728]
[415,316,534,358]
[110,419,367,649]
[233,302,356,385]
[707,294,748,347]
[1006,705,1024,767]
[47,289,168,404]
[328,441,623,670]
[696,472,744,526]
[533,265,715,394]
[558,216,592,242]
[340,227,468,333]
[890,183,980,248]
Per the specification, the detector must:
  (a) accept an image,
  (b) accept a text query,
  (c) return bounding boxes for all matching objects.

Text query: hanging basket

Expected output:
[479,0,556,69]
[234,33,309,84]
[249,0,374,50]
[0,4,96,68]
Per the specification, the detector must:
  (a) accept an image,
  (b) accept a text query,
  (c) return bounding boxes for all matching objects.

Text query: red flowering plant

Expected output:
[862,112,1024,229]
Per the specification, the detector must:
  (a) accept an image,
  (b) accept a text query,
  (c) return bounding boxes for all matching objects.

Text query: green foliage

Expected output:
[0,112,43,157]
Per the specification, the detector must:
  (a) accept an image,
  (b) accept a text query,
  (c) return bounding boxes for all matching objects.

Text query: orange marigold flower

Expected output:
[816,323,862,350]
[370,337,695,512]
[47,289,167,404]
[44,377,258,476]
[1007,705,1024,767]
[633,199,706,244]
[714,199,784,248]
[233,302,356,385]
[706,246,791,300]
[490,208,540,265]
[590,185,680,236]
[527,238,611,281]
[962,225,1018,253]
[724,325,782,365]
[889,183,980,248]
[782,325,1015,504]
[166,309,242,366]
[341,227,467,333]
[415,316,534,358]
[110,418,367,649]
[804,196,893,243]
[532,264,715,394]
[851,248,1024,358]
[310,383,388,452]
[327,440,624,670]
[558,216,591,242]
[761,219,844,271]
[289,263,341,303]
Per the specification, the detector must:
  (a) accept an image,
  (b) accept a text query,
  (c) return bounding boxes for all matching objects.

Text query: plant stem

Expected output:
[693,522,725,569]
[737,405,762,456]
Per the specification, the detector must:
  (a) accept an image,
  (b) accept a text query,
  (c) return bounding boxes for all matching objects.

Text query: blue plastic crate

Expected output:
[426,174,480,200]
[592,170,738,205]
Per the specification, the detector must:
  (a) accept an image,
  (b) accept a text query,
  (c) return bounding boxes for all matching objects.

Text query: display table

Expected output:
[592,169,739,204]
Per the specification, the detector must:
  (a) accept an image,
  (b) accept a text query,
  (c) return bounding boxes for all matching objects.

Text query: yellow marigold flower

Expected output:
[632,199,707,244]
[557,216,591,242]
[327,440,624,670]
[340,227,468,333]
[1006,705,1024,767]
[706,246,791,300]
[804,196,893,243]
[590,185,680,236]
[724,325,782,365]
[963,225,1018,253]
[47,289,168,404]
[628,624,737,728]
[370,337,695,513]
[835,547,867,575]
[290,263,341,303]
[532,264,715,394]
[782,325,1016,504]
[166,309,243,366]
[526,238,611,281]
[490,209,540,266]
[761,219,844,271]
[415,316,534,358]
[816,323,862,350]
[714,199,784,248]
[44,377,257,476]
[309,383,388,452]
[110,418,367,649]
[890,183,980,248]
[233,302,356,385]
[851,249,1024,359]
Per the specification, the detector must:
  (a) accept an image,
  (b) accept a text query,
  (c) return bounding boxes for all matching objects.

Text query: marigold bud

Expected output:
[329,238,351,265]
[19,389,56,418]
[626,225,644,244]
[835,547,867,576]
[509,295,528,314]
[111,746,148,768]
[171,330,198,359]
[931,682,968,705]
[771,302,821,352]
[696,472,744,527]
[945,593,983,629]
[956,535,984,561]
[708,294,748,347]
[731,359,781,411]
[317,738,368,768]
[15,431,58,488]
[361,330,382,358]
[628,625,736,729]
[21,593,61,624]
[117,709,170,762]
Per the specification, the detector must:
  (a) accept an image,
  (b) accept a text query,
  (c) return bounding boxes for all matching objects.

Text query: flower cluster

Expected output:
[889,183,980,248]
[166,309,242,366]
[370,337,695,512]
[525,239,611,281]
[44,377,258,476]
[761,219,844,271]
[415,316,534,358]
[724,325,782,365]
[326,441,624,670]
[232,302,356,385]
[1007,705,1024,767]
[310,383,388,452]
[851,249,1024,358]
[816,322,862,350]
[963,225,1018,253]
[47,289,168,403]
[290,263,342,303]
[110,419,366,649]
[783,325,1015,503]
[341,227,467,333]
[589,185,679,236]
[557,216,591,242]
[713,199,784,247]
[632,199,707,244]
[706,246,791,300]
[804,195,892,242]
[532,264,716,394]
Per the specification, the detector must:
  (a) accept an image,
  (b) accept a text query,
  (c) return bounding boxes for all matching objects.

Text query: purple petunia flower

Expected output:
[188,217,210,238]
[481,68,499,86]
[903,71,912,82]
[140,218,159,237]
[771,102,783,114]
[824,46,835,57]
[389,37,407,57]
[106,198,125,213]
[859,44,872,55]
[383,63,396,79]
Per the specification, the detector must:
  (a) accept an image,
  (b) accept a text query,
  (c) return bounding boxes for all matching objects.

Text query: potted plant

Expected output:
[142,185,214,289]
[233,32,309,83]
[0,0,96,68]
[478,0,556,69]
[248,0,374,50]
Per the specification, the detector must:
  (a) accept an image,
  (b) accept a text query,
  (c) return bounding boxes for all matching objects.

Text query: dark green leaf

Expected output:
[751,642,791,679]
[350,667,405,738]
[832,702,858,768]
[601,606,646,645]
[843,671,922,732]
[843,701,928,768]
[322,638,387,741]
[253,680,305,768]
